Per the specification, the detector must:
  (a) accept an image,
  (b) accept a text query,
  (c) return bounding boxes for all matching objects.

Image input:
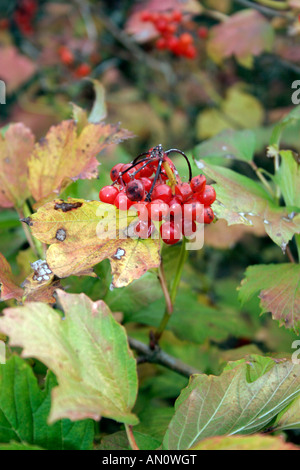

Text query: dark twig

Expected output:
[233,0,290,17]
[128,337,200,378]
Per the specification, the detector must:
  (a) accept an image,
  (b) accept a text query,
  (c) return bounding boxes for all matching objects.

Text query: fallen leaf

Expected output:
[0,291,139,425]
[0,123,35,208]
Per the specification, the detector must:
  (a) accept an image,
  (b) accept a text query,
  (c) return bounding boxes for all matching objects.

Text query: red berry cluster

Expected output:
[141,10,197,59]
[99,145,216,245]
[58,46,92,78]
[14,0,37,36]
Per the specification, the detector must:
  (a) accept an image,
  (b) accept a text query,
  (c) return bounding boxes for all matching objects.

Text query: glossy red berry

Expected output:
[156,37,167,50]
[172,10,182,23]
[160,221,182,245]
[121,164,136,183]
[135,220,155,239]
[169,197,182,220]
[184,44,197,59]
[141,11,152,22]
[126,180,145,202]
[175,182,193,201]
[197,185,216,206]
[148,199,169,221]
[75,63,91,78]
[138,163,153,178]
[114,192,133,210]
[140,177,153,193]
[182,219,197,237]
[151,184,172,203]
[99,185,119,204]
[204,206,214,224]
[110,163,123,182]
[183,200,204,222]
[130,202,149,221]
[191,174,206,193]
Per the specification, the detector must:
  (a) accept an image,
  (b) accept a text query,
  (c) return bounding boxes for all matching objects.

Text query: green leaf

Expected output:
[278,150,300,208]
[88,80,107,123]
[239,263,300,330]
[195,129,256,162]
[0,291,138,426]
[0,356,94,450]
[163,355,300,450]
[98,431,160,450]
[190,434,299,451]
[0,442,44,450]
[274,397,300,431]
[198,161,300,249]
[270,105,300,147]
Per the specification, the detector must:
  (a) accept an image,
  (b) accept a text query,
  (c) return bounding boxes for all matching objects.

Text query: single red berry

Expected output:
[179,32,193,47]
[175,182,193,201]
[160,221,182,245]
[114,192,133,210]
[59,46,74,66]
[184,44,197,59]
[183,200,204,222]
[155,19,168,34]
[135,220,155,239]
[165,23,177,35]
[182,219,197,237]
[204,206,214,224]
[197,185,216,206]
[121,163,136,183]
[151,184,172,203]
[99,185,119,204]
[139,164,153,178]
[130,202,149,221]
[198,26,208,39]
[75,63,91,78]
[167,35,180,53]
[140,177,153,193]
[172,10,182,23]
[126,180,145,202]
[169,198,182,221]
[110,163,124,182]
[191,174,206,193]
[148,199,169,221]
[156,37,167,50]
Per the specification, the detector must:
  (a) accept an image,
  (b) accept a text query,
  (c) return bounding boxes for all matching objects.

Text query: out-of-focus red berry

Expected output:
[74,63,91,78]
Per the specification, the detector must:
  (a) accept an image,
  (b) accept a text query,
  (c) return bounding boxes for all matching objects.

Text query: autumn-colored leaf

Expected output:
[0,291,138,425]
[0,123,35,208]
[0,46,37,93]
[28,120,133,202]
[190,435,299,451]
[25,198,161,288]
[0,253,23,302]
[239,264,300,330]
[197,161,300,249]
[207,10,274,68]
[22,260,61,304]
[163,356,300,450]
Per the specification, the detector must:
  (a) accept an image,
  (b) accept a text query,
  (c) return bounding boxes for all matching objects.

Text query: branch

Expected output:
[233,0,290,17]
[128,337,201,378]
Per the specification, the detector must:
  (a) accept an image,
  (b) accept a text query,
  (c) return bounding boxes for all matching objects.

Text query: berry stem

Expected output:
[19,202,44,259]
[155,238,187,342]
[125,425,140,451]
[145,158,163,202]
[162,160,177,195]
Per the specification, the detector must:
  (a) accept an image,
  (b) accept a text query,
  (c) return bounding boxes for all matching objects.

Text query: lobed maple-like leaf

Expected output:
[24,198,161,288]
[207,10,274,68]
[197,161,300,250]
[0,290,139,425]
[239,264,300,330]
[28,120,133,202]
[0,123,35,208]
[0,253,23,302]
[163,355,300,450]
[190,435,299,451]
[0,356,94,450]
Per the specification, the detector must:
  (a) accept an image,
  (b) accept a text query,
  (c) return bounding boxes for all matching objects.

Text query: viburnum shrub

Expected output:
[99,144,216,244]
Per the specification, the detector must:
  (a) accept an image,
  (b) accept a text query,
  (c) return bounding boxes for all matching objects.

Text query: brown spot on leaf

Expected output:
[20,217,33,227]
[54,201,83,212]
